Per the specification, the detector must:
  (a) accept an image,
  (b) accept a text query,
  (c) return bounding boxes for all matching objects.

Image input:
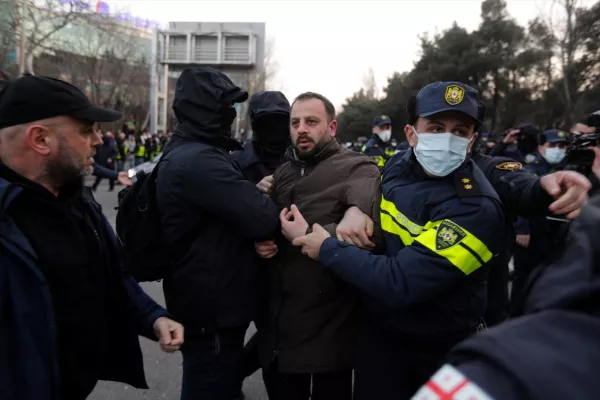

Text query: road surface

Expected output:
[87,178,268,400]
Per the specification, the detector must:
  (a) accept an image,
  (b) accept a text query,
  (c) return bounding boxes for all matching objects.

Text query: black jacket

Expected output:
[94,137,117,167]
[156,68,279,335]
[232,141,285,184]
[231,91,290,184]
[0,174,169,400]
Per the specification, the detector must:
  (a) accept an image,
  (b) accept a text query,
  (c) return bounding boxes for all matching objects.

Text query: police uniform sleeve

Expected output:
[318,197,505,309]
[475,154,553,219]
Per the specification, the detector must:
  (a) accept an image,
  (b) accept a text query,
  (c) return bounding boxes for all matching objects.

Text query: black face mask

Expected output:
[517,136,537,154]
[220,107,237,136]
[252,114,290,152]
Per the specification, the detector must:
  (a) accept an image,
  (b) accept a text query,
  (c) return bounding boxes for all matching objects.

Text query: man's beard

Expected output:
[294,132,331,160]
[43,135,87,189]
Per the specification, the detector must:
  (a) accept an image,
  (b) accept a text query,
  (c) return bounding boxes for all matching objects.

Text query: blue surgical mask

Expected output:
[544,147,566,164]
[413,127,472,177]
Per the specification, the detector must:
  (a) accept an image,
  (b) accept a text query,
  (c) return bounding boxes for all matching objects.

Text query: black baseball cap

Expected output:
[0,74,122,129]
[415,81,481,123]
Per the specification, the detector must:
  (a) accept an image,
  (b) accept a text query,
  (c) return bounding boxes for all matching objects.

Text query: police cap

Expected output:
[542,129,570,144]
[373,114,392,127]
[415,82,481,123]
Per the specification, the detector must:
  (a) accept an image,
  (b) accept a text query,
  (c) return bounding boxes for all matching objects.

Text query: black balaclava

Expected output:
[253,113,290,153]
[517,135,538,155]
[220,107,237,137]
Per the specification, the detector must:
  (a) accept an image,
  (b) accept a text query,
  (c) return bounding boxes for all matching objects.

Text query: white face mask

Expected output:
[377,129,392,143]
[544,147,566,164]
[413,127,472,177]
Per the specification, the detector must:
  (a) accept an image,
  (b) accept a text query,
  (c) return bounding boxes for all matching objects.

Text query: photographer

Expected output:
[571,111,598,136]
[561,111,600,191]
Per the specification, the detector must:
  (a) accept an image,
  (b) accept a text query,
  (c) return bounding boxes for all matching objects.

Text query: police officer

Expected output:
[362,114,395,168]
[414,187,600,400]
[293,81,508,399]
[538,129,570,168]
[134,137,146,165]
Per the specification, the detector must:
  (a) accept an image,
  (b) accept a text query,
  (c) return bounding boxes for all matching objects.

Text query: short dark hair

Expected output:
[292,92,336,122]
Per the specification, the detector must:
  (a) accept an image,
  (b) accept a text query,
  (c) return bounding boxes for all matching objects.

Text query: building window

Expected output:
[194,35,218,62]
[167,35,187,60]
[223,35,249,62]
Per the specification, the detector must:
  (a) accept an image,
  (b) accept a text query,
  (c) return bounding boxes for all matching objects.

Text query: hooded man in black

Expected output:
[230,91,291,394]
[155,67,279,400]
[232,91,291,185]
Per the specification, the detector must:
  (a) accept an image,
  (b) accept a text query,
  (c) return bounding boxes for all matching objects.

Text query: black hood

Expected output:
[249,91,290,126]
[172,67,248,136]
[249,91,291,152]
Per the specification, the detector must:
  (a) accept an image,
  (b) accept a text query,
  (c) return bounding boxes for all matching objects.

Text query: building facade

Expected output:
[150,22,266,136]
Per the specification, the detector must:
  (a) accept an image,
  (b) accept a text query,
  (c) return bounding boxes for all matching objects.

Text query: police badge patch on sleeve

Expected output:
[436,220,467,251]
[495,161,522,171]
[411,364,494,400]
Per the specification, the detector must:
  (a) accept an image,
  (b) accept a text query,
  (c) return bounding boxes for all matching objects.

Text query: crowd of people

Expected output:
[1,67,600,400]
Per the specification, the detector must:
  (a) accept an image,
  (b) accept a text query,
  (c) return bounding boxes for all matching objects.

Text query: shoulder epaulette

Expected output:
[454,171,482,197]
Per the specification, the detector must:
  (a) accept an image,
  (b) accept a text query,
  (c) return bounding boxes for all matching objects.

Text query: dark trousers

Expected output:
[181,327,247,400]
[262,367,352,400]
[91,175,115,191]
[353,325,453,400]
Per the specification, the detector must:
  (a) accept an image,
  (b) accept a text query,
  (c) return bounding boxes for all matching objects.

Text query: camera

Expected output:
[588,110,600,131]
[563,111,600,170]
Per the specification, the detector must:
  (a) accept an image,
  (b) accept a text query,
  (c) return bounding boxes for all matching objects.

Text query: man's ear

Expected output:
[25,124,52,156]
[329,120,337,138]
[405,124,417,148]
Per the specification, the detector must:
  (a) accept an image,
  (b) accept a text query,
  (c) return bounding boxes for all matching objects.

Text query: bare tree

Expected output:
[241,37,282,136]
[1,0,91,74]
[245,37,281,95]
[362,67,378,99]
[41,13,151,129]
[552,0,578,125]
[546,0,599,126]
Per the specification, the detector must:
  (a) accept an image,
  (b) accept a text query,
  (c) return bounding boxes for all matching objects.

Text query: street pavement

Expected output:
[87,178,268,400]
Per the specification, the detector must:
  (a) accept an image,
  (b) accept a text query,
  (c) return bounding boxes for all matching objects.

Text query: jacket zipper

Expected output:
[272,162,307,363]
